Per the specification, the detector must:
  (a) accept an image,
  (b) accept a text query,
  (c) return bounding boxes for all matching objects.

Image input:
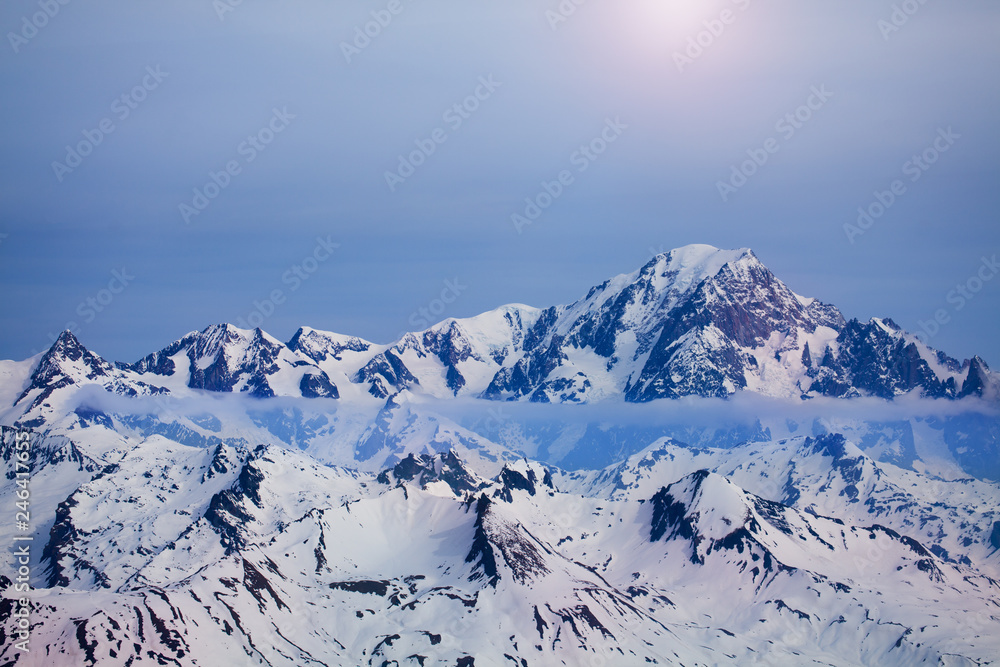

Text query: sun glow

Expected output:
[624,0,729,53]
[637,0,720,28]
[617,0,749,61]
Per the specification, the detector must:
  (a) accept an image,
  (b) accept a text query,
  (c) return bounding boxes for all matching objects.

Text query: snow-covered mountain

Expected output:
[2,244,999,665]
[4,246,996,428]
[347,244,996,403]
[2,425,998,666]
[125,324,341,399]
[1,244,996,481]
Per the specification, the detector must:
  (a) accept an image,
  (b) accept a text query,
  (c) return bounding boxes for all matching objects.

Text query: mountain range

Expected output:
[8,245,997,421]
[1,244,998,666]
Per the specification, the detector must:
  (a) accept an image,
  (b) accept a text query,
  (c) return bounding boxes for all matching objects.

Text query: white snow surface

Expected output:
[1,244,999,664]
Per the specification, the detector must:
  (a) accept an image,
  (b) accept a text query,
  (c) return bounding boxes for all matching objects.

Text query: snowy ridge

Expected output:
[561,433,1000,577]
[4,424,999,665]
[4,245,996,427]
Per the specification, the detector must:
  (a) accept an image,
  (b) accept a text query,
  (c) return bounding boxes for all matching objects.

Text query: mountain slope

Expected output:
[5,429,998,666]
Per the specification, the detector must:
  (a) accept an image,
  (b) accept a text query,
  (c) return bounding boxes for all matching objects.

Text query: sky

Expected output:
[1,0,998,367]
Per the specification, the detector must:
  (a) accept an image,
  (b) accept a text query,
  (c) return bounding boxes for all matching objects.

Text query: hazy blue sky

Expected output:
[1,0,998,366]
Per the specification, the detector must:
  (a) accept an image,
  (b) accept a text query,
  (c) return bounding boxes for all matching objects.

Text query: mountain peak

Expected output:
[287,326,373,363]
[614,245,757,302]
[654,244,754,273]
[648,470,756,565]
[15,329,114,410]
[202,322,254,339]
[190,323,288,356]
[38,329,105,370]
[37,330,94,366]
[52,328,83,348]
[960,355,998,399]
